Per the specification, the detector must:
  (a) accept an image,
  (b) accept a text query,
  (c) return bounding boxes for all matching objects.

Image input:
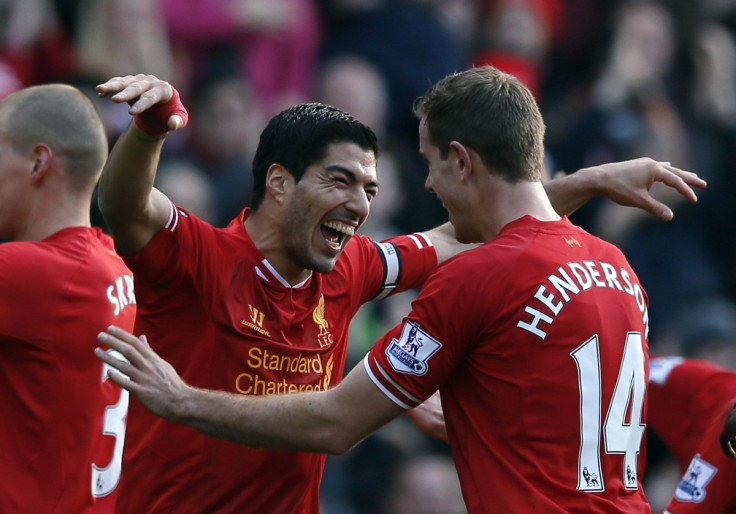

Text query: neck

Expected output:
[244,209,311,286]
[479,180,561,241]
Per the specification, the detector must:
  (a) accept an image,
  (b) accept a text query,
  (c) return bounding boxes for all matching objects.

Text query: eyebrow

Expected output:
[325,165,379,190]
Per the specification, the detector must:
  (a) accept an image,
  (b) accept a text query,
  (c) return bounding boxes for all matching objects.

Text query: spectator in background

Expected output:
[548,0,733,357]
[318,0,470,234]
[157,70,260,226]
[473,0,562,100]
[161,0,322,117]
[0,0,76,99]
[74,0,175,83]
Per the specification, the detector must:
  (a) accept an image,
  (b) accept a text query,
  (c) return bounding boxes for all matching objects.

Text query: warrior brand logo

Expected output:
[564,236,582,248]
[249,305,265,327]
[674,454,717,503]
[385,321,441,376]
[242,305,271,337]
[313,295,333,348]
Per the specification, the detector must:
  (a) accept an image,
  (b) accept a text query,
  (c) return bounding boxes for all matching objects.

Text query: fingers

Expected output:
[641,197,674,222]
[97,325,150,367]
[96,74,174,115]
[654,163,707,204]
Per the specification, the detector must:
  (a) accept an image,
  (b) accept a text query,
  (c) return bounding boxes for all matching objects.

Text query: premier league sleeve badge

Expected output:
[385,321,442,376]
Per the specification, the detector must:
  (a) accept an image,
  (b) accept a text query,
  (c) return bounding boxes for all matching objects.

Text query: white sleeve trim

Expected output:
[372,242,401,301]
[363,355,418,410]
[163,196,180,232]
[409,232,433,250]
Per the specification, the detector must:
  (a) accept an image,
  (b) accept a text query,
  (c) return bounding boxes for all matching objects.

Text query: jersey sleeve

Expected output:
[364,254,489,408]
[340,232,438,306]
[122,198,207,285]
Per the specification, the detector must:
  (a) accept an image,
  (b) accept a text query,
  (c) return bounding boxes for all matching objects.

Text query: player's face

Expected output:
[418,118,473,242]
[281,141,378,273]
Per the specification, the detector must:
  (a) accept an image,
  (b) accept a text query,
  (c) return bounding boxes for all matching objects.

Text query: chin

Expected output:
[309,255,339,274]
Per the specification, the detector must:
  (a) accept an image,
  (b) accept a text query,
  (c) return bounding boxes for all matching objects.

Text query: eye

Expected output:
[365,189,378,202]
[333,176,348,185]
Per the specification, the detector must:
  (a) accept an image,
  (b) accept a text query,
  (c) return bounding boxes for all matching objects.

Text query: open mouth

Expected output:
[321,221,355,250]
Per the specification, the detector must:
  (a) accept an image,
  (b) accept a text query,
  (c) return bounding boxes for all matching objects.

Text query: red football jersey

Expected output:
[116,204,437,513]
[0,227,136,513]
[648,356,736,513]
[366,216,651,513]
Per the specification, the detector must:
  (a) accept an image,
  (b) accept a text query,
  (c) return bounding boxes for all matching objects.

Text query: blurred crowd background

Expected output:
[3,0,736,512]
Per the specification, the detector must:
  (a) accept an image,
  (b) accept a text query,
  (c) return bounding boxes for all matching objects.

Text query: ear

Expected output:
[448,141,473,181]
[30,144,53,185]
[264,164,293,205]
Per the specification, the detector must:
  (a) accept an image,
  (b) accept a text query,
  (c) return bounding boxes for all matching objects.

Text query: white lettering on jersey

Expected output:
[106,274,136,316]
[516,260,649,340]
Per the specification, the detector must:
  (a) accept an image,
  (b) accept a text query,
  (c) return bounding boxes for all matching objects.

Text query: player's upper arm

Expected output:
[101,187,172,256]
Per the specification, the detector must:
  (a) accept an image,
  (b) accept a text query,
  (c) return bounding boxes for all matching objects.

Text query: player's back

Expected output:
[438,217,651,512]
[0,227,136,513]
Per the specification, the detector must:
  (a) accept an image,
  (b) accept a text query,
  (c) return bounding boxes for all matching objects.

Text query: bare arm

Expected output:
[544,158,706,219]
[424,158,706,263]
[96,326,404,454]
[96,74,187,255]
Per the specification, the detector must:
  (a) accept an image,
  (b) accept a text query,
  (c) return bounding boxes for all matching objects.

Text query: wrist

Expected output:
[134,85,188,135]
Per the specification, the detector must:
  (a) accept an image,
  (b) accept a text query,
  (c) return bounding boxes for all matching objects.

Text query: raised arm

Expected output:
[95,74,188,255]
[424,158,707,263]
[544,158,706,218]
[95,326,404,454]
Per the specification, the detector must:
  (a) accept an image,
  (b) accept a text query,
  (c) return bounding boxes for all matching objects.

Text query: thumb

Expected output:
[168,115,185,131]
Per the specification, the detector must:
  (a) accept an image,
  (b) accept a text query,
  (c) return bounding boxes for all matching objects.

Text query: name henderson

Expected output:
[517,259,649,340]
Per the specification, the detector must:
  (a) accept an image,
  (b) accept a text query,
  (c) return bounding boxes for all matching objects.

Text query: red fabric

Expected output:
[116,204,437,513]
[0,227,136,513]
[134,86,189,135]
[368,216,651,513]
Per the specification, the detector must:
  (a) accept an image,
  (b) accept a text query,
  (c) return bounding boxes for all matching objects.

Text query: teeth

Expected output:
[323,221,355,236]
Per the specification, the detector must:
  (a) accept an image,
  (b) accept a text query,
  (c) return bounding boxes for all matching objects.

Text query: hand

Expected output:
[719,403,736,459]
[96,74,187,132]
[406,391,448,442]
[588,158,707,221]
[95,325,188,420]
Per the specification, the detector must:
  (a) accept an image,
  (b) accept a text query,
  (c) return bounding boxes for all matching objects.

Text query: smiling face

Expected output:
[418,118,475,243]
[281,141,378,274]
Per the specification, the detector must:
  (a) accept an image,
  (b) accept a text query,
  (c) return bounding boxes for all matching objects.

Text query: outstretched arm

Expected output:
[544,158,706,219]
[425,158,706,263]
[96,74,188,255]
[96,326,404,454]
[719,403,736,458]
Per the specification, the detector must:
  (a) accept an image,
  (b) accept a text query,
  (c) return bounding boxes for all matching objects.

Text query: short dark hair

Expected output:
[413,65,545,182]
[250,103,379,209]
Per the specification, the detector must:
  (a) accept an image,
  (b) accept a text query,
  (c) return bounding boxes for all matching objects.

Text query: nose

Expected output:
[346,188,371,221]
[425,175,434,193]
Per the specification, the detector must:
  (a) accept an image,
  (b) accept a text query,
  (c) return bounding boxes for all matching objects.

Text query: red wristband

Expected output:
[134,86,189,135]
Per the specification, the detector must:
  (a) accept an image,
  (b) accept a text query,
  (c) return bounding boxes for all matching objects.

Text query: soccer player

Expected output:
[0,85,137,512]
[96,66,662,512]
[648,355,736,513]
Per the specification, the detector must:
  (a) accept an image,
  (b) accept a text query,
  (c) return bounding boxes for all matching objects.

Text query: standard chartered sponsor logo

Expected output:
[235,350,335,395]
